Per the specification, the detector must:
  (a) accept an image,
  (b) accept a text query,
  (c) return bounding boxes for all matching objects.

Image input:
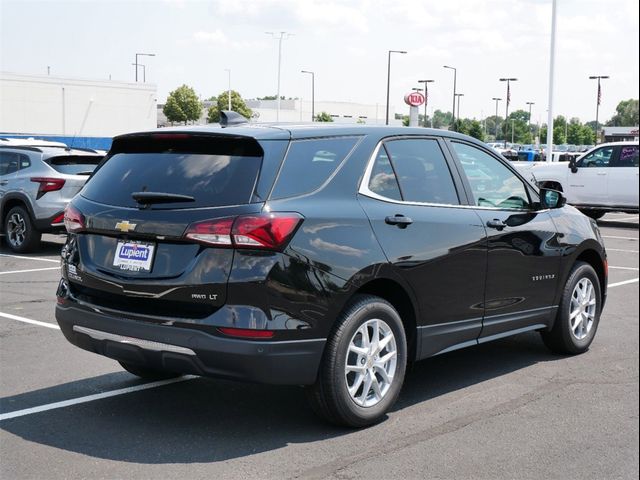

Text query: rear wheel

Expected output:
[4,206,41,253]
[305,295,407,428]
[541,261,602,354]
[579,209,605,220]
[118,361,182,381]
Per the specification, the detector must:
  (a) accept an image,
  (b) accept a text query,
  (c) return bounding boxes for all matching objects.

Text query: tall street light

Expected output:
[418,79,434,127]
[266,32,292,122]
[225,69,232,111]
[386,50,407,125]
[500,77,517,146]
[492,97,502,140]
[301,70,315,121]
[455,93,464,122]
[589,75,609,144]
[443,66,457,130]
[526,101,535,141]
[134,53,155,82]
[132,63,146,83]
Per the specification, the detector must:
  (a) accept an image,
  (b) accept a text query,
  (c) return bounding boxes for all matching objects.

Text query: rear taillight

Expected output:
[51,213,65,225]
[184,213,303,250]
[31,177,65,199]
[64,205,85,233]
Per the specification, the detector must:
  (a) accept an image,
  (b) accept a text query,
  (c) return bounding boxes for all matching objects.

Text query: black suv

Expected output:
[56,122,607,427]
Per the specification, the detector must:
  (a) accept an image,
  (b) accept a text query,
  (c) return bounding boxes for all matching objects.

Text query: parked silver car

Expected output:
[0,140,103,252]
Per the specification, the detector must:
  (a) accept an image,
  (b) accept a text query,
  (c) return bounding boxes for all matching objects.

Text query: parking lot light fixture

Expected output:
[589,75,609,144]
[492,97,502,140]
[443,66,457,130]
[500,77,517,146]
[266,32,293,122]
[301,70,315,121]
[134,53,155,82]
[132,63,146,83]
[455,93,464,123]
[386,50,407,125]
[418,80,434,127]
[526,101,535,131]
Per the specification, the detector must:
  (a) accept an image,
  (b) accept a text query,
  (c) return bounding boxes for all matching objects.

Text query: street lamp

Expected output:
[301,70,315,122]
[266,32,293,122]
[386,50,407,125]
[418,79,435,128]
[499,77,517,146]
[492,97,502,140]
[526,101,535,141]
[443,66,457,130]
[131,63,146,83]
[134,53,155,82]
[511,119,516,144]
[589,75,609,144]
[224,69,232,111]
[455,93,464,122]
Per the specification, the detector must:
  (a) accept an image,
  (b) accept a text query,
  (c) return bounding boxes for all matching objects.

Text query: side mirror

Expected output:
[540,188,566,209]
[568,158,578,173]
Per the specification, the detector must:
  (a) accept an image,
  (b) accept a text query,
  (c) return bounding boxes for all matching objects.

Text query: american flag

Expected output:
[507,82,511,106]
[597,82,602,105]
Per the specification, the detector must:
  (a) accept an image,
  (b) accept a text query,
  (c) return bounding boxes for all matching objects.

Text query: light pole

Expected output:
[500,77,517,146]
[492,97,502,140]
[455,93,464,122]
[301,70,315,121]
[511,119,516,144]
[443,66,457,130]
[418,79,434,127]
[266,32,292,122]
[546,0,558,161]
[386,50,407,125]
[134,53,155,82]
[132,63,146,82]
[224,69,232,111]
[526,101,535,141]
[589,75,609,144]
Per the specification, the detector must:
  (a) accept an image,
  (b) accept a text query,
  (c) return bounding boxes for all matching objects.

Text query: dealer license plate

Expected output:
[113,241,155,272]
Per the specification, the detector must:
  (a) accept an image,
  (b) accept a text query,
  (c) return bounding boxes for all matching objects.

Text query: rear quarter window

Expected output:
[270,137,359,199]
[47,155,102,175]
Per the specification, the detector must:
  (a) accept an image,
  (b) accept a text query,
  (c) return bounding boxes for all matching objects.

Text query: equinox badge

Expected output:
[115,220,137,233]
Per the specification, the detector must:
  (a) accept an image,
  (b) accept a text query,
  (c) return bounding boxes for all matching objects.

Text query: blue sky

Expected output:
[1,0,638,123]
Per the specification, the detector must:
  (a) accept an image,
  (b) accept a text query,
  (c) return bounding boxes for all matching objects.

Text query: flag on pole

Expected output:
[597,82,601,105]
[507,82,511,106]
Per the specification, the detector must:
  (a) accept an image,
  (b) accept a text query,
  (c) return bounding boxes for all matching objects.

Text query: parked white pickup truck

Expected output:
[527,142,639,219]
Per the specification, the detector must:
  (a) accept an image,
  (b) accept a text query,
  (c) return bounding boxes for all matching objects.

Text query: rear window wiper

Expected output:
[131,191,195,204]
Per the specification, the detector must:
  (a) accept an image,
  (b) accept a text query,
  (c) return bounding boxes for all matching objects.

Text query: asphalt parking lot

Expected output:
[0,213,638,480]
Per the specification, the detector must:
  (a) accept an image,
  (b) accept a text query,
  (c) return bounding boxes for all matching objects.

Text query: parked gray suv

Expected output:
[0,140,103,252]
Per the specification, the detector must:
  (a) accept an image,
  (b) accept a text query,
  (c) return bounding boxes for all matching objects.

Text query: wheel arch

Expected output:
[1,193,36,225]
[575,248,607,302]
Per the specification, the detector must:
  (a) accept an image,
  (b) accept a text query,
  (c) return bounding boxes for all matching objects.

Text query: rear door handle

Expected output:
[596,172,607,176]
[385,214,413,228]
[486,219,507,230]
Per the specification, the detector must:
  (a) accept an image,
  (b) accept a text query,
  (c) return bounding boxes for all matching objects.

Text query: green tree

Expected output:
[315,111,334,122]
[485,115,504,140]
[606,99,639,126]
[466,120,485,141]
[500,110,532,144]
[207,90,253,123]
[431,110,453,129]
[163,85,202,124]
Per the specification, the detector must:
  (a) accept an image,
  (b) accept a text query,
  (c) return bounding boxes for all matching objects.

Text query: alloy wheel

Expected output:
[569,277,597,340]
[7,212,27,248]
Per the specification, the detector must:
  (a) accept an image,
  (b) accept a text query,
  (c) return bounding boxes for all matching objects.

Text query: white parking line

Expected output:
[607,249,639,253]
[0,267,60,275]
[608,266,639,271]
[608,278,639,288]
[0,376,194,421]
[0,253,59,263]
[0,312,60,330]
[602,235,639,241]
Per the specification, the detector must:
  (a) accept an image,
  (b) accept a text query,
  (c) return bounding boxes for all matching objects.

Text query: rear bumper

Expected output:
[55,303,325,385]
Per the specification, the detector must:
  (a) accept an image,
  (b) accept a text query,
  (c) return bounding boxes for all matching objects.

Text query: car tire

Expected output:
[579,209,605,220]
[118,361,182,381]
[305,294,407,428]
[541,261,602,355]
[4,206,41,253]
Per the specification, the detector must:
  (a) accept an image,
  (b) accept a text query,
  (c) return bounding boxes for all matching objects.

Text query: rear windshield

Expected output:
[47,155,102,175]
[82,139,262,209]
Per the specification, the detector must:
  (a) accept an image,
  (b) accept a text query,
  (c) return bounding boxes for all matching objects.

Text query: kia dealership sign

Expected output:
[404,91,425,107]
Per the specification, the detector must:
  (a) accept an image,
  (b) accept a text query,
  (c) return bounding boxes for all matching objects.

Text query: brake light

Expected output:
[218,327,275,339]
[51,213,65,225]
[64,205,85,233]
[31,177,65,198]
[151,133,191,140]
[183,213,303,250]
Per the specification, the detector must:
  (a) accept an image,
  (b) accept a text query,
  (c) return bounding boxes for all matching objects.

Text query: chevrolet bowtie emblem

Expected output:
[115,220,137,233]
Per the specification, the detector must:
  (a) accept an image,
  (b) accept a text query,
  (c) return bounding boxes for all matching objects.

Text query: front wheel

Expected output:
[305,295,407,427]
[541,262,602,354]
[4,206,41,253]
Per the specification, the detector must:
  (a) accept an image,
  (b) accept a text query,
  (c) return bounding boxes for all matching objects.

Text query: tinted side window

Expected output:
[452,142,531,210]
[270,137,359,199]
[577,146,614,167]
[368,147,402,200]
[613,145,639,167]
[0,152,20,176]
[384,139,459,205]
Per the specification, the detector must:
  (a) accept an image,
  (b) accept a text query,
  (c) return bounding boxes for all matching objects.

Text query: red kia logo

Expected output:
[404,92,425,107]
